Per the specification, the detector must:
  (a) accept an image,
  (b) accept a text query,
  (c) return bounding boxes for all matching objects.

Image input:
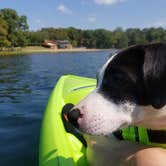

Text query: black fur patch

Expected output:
[98,43,166,109]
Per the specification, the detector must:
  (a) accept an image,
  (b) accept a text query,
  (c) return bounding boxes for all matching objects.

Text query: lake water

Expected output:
[0,51,112,166]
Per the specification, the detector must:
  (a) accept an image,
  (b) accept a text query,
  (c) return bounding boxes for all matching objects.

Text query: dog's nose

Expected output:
[67,108,81,127]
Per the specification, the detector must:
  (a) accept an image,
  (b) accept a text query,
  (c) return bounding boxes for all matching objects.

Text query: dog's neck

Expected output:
[112,105,166,148]
[132,105,166,130]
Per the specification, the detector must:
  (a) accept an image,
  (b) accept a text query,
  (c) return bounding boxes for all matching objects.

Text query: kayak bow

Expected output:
[39,75,96,166]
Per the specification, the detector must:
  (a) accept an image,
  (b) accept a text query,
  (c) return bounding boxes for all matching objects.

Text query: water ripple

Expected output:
[0,51,111,166]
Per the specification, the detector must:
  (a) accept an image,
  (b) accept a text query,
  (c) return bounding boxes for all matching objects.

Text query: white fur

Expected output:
[75,90,133,135]
[132,105,166,129]
[75,89,166,135]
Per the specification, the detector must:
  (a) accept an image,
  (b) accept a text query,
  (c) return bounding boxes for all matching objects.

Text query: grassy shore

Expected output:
[0,46,112,55]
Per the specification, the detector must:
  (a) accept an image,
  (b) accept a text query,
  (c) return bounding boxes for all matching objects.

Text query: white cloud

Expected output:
[146,18,166,28]
[153,19,166,28]
[57,4,72,14]
[88,16,96,22]
[94,0,125,5]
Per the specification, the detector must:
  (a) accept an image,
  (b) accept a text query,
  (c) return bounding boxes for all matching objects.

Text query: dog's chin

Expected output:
[78,121,115,136]
[78,121,129,136]
[78,122,112,136]
[77,114,131,136]
[79,127,110,136]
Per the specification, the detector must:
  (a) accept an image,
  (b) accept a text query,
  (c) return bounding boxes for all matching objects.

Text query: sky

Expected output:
[1,0,166,31]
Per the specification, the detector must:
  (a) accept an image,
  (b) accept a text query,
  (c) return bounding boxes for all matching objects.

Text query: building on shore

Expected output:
[42,40,72,49]
[57,40,72,49]
[41,40,58,49]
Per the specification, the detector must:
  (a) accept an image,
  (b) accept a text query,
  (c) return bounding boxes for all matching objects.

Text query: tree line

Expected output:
[0,8,29,48]
[1,8,166,49]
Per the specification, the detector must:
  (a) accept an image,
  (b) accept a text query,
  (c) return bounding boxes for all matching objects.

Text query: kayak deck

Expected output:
[39,75,96,166]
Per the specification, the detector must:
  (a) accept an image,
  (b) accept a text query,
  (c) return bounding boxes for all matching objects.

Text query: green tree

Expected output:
[19,15,29,31]
[92,29,113,48]
[67,27,81,47]
[0,8,29,47]
[0,13,10,47]
[16,31,29,47]
[112,27,128,48]
[151,28,166,42]
[126,28,147,45]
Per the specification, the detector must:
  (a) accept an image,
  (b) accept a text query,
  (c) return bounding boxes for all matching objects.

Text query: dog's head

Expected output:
[68,43,166,136]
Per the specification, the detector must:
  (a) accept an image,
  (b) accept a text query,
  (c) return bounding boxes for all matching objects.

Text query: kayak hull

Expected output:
[39,75,96,166]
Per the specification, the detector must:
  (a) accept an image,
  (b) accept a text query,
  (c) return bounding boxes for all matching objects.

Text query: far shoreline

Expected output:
[0,46,113,56]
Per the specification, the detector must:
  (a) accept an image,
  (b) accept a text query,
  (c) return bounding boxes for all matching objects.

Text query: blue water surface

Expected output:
[0,51,112,166]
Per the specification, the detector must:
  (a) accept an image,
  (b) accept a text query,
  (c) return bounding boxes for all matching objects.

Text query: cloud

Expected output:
[146,18,166,28]
[94,0,125,5]
[152,19,166,28]
[57,4,72,14]
[88,16,96,22]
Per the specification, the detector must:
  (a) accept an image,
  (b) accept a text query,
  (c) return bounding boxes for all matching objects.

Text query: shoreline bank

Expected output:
[0,46,113,55]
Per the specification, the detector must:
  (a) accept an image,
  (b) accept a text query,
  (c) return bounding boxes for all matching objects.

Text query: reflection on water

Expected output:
[0,51,111,166]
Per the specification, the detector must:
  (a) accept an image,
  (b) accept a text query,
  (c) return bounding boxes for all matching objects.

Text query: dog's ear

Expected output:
[109,45,146,104]
[143,43,166,109]
[110,43,166,109]
[110,45,145,83]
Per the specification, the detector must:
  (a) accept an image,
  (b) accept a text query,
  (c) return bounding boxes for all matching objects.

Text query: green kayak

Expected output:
[39,74,165,166]
[39,75,96,166]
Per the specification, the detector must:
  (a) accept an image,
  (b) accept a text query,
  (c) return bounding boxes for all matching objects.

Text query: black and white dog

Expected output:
[68,43,166,136]
[67,43,166,165]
